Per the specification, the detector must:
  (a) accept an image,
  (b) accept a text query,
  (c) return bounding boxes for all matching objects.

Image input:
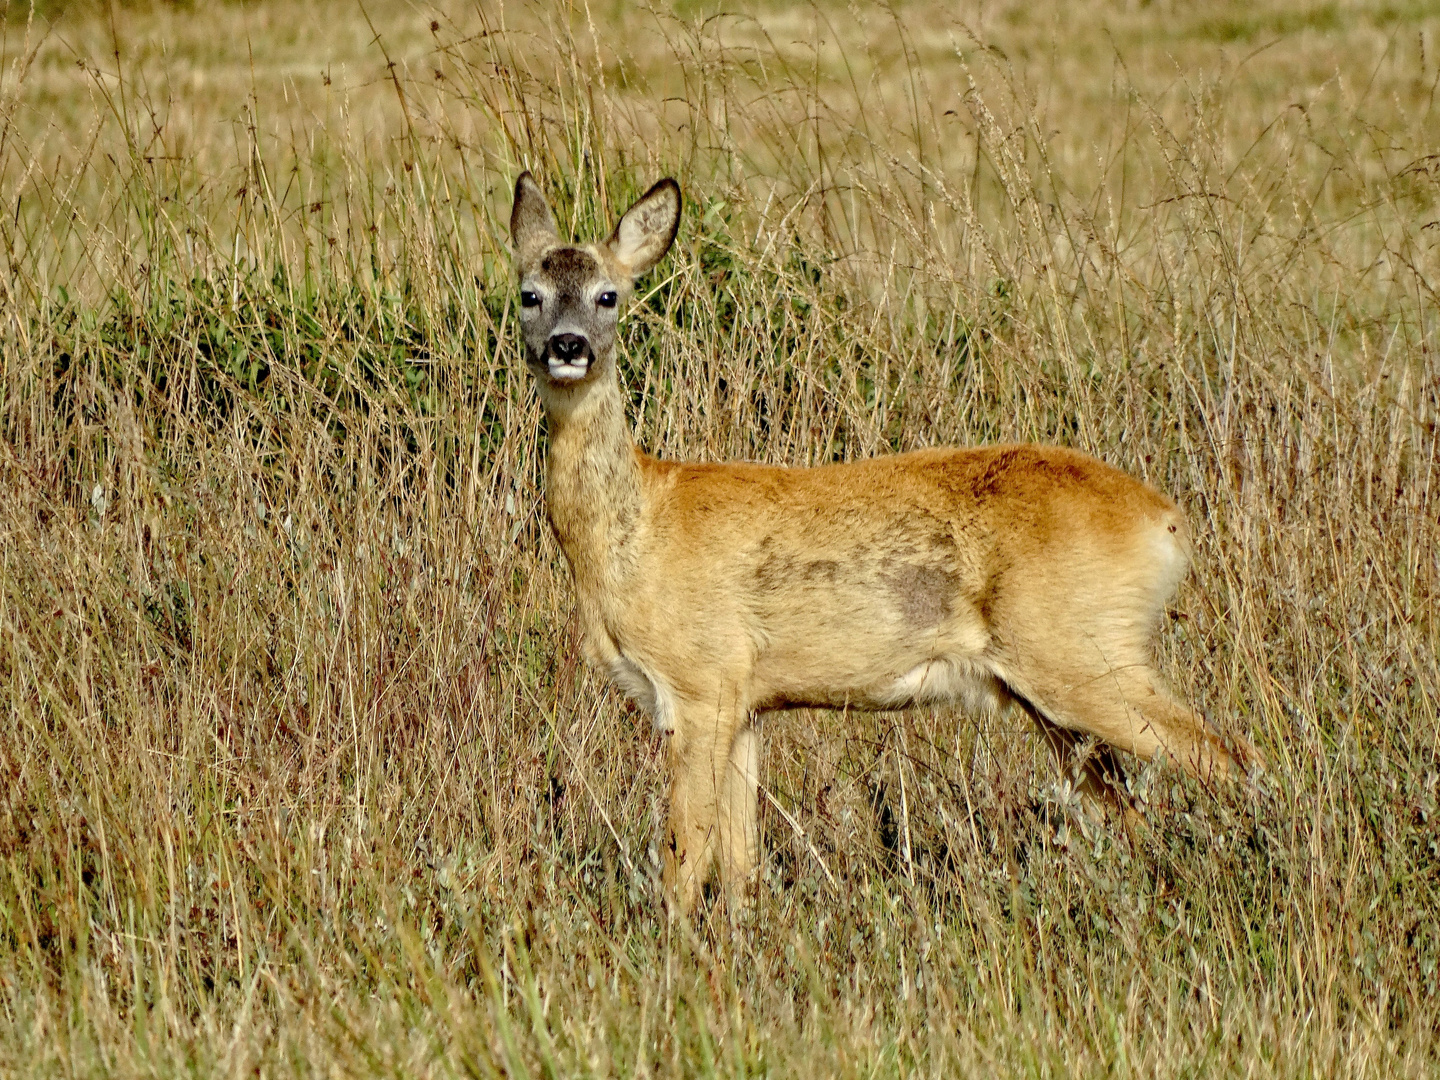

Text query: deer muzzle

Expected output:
[546,333,592,382]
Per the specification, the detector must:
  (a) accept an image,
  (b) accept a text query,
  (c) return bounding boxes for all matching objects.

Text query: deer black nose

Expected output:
[550,334,589,361]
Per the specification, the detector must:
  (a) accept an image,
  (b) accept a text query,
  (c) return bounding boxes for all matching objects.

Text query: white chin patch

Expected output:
[547,359,589,382]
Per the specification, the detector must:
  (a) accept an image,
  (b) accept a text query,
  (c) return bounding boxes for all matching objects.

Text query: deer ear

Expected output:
[606,178,681,279]
[510,171,558,263]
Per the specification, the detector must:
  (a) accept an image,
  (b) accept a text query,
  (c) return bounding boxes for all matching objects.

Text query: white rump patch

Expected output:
[609,655,677,734]
[1147,519,1190,609]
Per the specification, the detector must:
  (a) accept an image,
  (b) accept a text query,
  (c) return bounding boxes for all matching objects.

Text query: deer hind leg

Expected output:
[1026,657,1235,782]
[662,697,745,914]
[1016,695,1135,818]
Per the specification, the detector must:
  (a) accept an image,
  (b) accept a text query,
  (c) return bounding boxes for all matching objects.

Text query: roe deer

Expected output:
[509,171,1242,913]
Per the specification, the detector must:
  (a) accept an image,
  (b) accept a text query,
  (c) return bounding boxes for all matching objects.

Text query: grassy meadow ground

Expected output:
[0,0,1438,1075]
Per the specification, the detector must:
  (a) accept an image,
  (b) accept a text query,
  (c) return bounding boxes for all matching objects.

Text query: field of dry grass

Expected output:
[1,0,1437,1075]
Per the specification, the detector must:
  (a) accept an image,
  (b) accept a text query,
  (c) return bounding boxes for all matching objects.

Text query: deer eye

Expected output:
[520,290,541,309]
[597,291,618,309]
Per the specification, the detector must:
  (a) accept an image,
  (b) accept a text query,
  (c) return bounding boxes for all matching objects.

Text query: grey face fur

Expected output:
[509,172,681,394]
[516,245,623,387]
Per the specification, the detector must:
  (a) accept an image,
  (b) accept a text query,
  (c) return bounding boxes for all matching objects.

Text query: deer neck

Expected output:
[541,374,643,591]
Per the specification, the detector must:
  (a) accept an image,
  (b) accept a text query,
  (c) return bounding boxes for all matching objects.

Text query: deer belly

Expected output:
[880,656,1007,713]
[749,613,1002,713]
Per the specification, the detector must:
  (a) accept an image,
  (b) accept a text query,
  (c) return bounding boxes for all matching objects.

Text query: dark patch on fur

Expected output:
[881,562,956,626]
[802,559,840,582]
[540,248,601,295]
[974,571,1001,625]
[754,549,796,591]
[969,450,1019,499]
[1037,455,1088,484]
